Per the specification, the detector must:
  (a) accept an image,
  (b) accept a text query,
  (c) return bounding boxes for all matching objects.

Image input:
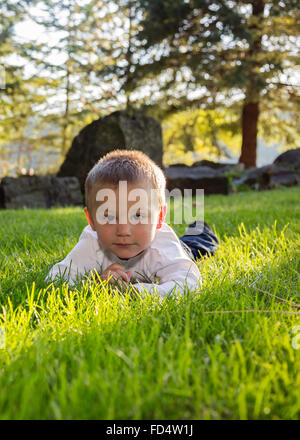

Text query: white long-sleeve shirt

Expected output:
[46,223,202,298]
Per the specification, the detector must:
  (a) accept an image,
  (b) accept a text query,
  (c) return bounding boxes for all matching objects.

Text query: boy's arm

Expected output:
[45,227,102,285]
[131,251,202,299]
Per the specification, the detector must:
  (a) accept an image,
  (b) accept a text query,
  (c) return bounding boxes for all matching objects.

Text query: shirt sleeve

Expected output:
[45,227,102,285]
[131,247,202,299]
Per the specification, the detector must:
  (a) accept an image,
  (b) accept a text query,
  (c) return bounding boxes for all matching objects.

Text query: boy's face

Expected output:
[85,181,166,259]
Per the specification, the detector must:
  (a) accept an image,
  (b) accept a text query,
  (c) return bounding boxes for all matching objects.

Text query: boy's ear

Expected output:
[156,205,167,230]
[84,208,96,231]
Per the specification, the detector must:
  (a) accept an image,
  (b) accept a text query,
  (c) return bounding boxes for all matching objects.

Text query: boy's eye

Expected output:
[103,213,116,222]
[95,207,117,224]
[106,214,115,221]
[130,212,147,222]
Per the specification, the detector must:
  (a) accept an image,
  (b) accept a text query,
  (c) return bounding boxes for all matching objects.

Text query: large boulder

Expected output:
[0,175,83,209]
[57,110,163,191]
[270,165,300,187]
[273,148,300,170]
[165,165,229,195]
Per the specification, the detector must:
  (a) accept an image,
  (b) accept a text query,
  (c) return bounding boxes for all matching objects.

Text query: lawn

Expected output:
[0,185,299,420]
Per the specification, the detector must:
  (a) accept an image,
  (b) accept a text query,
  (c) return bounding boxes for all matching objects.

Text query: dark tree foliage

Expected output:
[135,0,300,167]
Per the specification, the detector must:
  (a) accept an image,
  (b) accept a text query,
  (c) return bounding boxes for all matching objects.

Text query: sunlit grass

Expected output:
[0,186,299,419]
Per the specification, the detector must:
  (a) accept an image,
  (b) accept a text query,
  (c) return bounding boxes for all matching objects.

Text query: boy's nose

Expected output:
[116,222,131,236]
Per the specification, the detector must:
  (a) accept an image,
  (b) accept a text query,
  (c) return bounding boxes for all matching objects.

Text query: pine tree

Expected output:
[24,0,107,160]
[89,0,151,111]
[135,0,300,167]
[0,0,50,175]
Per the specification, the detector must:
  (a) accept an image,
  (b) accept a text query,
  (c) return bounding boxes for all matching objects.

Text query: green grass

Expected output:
[0,185,299,420]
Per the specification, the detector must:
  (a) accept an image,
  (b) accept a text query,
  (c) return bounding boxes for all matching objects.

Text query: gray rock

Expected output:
[0,175,83,209]
[215,163,245,175]
[168,163,189,168]
[57,110,163,191]
[232,165,272,189]
[232,163,300,190]
[273,148,300,169]
[269,165,300,188]
[165,165,229,195]
[166,166,219,180]
[191,160,234,169]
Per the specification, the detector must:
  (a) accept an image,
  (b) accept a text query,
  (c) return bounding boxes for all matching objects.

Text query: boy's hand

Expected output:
[102,263,132,284]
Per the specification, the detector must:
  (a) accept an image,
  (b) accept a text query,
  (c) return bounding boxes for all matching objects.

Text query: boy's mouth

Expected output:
[115,243,132,247]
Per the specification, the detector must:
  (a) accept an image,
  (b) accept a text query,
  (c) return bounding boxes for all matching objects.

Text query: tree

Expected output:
[25,0,107,159]
[1,0,146,173]
[22,0,150,160]
[163,108,240,165]
[90,0,154,111]
[0,0,49,175]
[134,0,300,167]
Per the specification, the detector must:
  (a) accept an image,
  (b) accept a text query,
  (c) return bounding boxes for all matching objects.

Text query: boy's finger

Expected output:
[107,263,125,271]
[102,269,122,281]
[112,269,129,283]
[105,272,123,283]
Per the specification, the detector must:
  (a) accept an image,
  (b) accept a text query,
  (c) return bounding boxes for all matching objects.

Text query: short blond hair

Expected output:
[85,149,166,214]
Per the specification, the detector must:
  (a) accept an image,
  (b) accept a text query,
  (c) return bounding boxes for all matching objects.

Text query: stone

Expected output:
[215,163,245,175]
[273,148,300,170]
[57,110,163,191]
[165,165,229,195]
[269,165,300,188]
[232,165,272,190]
[191,159,233,169]
[0,175,83,209]
[168,163,189,167]
[232,163,300,191]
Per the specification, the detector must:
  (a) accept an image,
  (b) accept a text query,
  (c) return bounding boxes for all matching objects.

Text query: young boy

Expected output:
[46,150,218,298]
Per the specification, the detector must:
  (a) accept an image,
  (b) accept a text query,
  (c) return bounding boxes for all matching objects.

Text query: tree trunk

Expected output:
[239,0,264,168]
[62,9,72,158]
[61,64,70,157]
[125,1,134,111]
[239,101,259,168]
